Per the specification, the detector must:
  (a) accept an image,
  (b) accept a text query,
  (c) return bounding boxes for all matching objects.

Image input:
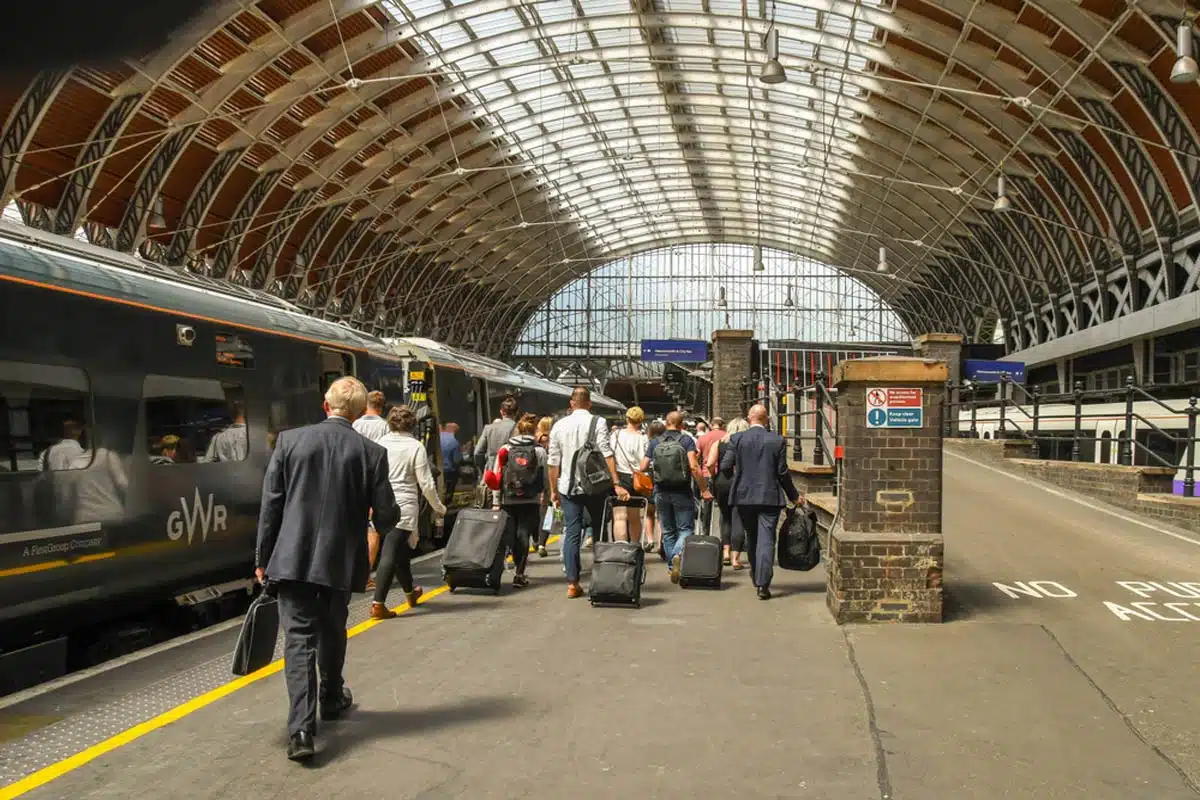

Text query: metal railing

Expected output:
[739,372,838,468]
[946,376,1199,497]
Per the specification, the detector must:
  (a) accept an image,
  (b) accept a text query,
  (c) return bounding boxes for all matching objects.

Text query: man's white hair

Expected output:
[325,376,368,418]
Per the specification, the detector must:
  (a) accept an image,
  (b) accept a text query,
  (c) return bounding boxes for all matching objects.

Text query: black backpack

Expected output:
[651,433,690,489]
[502,441,543,501]
[570,416,613,497]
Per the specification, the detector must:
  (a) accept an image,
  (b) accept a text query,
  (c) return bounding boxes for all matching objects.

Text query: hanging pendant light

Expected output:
[717,286,727,307]
[992,172,1012,212]
[784,287,794,308]
[1172,20,1199,84]
[149,196,167,230]
[759,27,786,85]
[752,244,765,272]
[876,245,889,273]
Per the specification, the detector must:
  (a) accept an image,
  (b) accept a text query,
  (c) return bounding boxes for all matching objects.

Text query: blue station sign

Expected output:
[640,339,709,362]
[964,359,1026,384]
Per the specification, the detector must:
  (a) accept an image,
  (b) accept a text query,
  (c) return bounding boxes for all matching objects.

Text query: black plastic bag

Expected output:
[778,504,821,571]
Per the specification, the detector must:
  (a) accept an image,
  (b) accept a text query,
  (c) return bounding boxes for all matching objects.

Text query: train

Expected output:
[958,396,1198,493]
[0,221,622,691]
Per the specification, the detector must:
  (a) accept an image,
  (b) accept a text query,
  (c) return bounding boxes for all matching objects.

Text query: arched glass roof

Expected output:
[513,242,909,358]
[1,0,1199,358]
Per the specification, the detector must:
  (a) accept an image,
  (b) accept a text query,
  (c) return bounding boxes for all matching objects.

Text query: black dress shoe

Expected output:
[757,586,772,601]
[320,686,353,721]
[287,731,315,761]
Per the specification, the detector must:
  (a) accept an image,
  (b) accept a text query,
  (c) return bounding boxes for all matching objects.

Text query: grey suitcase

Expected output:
[589,497,646,607]
[442,508,508,594]
[678,534,723,589]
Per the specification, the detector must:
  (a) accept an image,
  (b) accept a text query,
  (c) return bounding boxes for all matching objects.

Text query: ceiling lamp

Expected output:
[784,287,794,308]
[717,286,728,307]
[1172,20,1199,83]
[759,27,786,85]
[753,244,765,271]
[876,245,888,273]
[149,196,167,230]
[992,172,1012,212]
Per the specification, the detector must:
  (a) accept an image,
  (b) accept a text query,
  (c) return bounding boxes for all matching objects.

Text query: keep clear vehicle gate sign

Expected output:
[865,387,924,428]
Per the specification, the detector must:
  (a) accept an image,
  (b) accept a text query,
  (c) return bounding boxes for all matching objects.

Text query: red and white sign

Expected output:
[886,388,922,407]
[866,388,888,407]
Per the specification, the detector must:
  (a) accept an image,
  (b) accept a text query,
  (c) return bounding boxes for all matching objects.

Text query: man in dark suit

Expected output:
[255,376,398,761]
[719,403,800,600]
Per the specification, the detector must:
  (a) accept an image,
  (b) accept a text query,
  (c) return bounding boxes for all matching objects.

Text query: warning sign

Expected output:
[865,387,924,429]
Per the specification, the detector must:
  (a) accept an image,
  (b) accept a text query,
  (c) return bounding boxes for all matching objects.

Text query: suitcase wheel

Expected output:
[448,585,457,593]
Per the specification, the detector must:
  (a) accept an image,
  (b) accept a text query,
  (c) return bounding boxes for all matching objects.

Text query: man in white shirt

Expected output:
[352,391,389,442]
[547,387,629,598]
[206,401,248,463]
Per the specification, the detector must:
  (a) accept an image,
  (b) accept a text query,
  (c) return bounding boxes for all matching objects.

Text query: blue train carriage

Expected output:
[0,222,404,688]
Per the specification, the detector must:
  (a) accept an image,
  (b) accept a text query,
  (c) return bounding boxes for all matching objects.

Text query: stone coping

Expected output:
[1138,493,1200,507]
[712,328,753,340]
[914,332,964,346]
[833,357,949,386]
[806,493,839,516]
[789,461,835,475]
[1007,458,1176,477]
[831,530,943,544]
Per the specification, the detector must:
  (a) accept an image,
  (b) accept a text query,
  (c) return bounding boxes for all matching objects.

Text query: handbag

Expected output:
[632,471,654,496]
[232,587,280,676]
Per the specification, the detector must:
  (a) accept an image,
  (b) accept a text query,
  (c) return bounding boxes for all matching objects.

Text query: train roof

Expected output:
[0,221,387,354]
[388,337,626,412]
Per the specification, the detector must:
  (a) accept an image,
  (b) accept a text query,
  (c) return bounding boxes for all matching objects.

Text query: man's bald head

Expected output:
[747,404,769,425]
[665,410,683,429]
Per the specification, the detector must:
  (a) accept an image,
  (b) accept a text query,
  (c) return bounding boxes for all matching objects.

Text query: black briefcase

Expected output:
[231,589,279,676]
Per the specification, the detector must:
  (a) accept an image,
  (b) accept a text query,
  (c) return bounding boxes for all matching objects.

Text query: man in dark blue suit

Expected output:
[719,403,800,600]
[256,376,398,761]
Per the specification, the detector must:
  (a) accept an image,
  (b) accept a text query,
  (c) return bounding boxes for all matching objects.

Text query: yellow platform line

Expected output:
[0,535,560,800]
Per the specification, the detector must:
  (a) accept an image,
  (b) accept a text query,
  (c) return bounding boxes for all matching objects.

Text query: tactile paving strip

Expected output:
[0,557,447,787]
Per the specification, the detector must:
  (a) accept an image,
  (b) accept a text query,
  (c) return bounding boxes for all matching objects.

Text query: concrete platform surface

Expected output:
[7,450,1200,799]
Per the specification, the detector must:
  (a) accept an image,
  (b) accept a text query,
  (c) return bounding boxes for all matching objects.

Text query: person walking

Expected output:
[547,387,627,599]
[534,415,554,557]
[719,404,800,600]
[484,413,547,588]
[255,377,398,762]
[639,410,710,583]
[354,390,389,590]
[695,417,726,539]
[610,406,649,544]
[642,418,666,555]
[439,421,463,508]
[706,417,747,568]
[372,406,447,620]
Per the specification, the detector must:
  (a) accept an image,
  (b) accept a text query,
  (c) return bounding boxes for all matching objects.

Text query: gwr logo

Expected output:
[167,488,228,544]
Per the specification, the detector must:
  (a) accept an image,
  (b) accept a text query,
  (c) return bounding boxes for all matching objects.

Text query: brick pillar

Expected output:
[711,329,754,421]
[914,333,963,434]
[826,356,947,624]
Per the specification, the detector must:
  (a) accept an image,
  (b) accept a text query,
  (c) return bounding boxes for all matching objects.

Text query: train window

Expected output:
[0,361,93,474]
[144,376,247,465]
[318,349,356,393]
[216,331,255,369]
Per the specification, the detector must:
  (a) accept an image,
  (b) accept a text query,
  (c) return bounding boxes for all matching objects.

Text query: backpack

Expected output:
[570,416,613,497]
[651,433,690,489]
[502,441,543,501]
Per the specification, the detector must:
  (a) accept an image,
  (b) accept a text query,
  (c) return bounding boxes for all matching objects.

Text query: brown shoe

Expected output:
[405,586,424,607]
[370,602,396,620]
[566,583,583,599]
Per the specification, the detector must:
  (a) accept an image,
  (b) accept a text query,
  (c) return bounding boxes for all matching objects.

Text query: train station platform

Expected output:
[5,451,1200,799]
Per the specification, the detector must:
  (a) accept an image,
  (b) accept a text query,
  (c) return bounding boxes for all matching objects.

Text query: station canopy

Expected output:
[1,0,1199,357]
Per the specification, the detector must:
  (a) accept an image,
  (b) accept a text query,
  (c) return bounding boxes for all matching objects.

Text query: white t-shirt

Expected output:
[610,428,648,476]
[547,409,614,495]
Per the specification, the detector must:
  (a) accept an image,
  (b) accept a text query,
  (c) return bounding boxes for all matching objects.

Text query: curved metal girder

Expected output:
[0,70,69,208]
[115,124,200,253]
[213,169,285,277]
[165,147,246,264]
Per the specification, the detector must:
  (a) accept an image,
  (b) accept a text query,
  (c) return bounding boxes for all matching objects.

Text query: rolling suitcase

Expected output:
[589,496,647,608]
[678,534,723,589]
[231,588,279,676]
[442,507,509,594]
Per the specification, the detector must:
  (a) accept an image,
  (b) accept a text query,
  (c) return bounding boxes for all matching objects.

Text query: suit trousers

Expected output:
[277,580,351,737]
[734,505,782,589]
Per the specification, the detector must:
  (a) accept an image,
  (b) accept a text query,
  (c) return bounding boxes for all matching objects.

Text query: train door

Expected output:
[1095,420,1118,464]
[318,348,356,393]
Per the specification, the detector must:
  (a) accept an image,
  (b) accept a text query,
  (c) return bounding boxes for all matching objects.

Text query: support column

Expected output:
[914,332,963,433]
[826,357,948,624]
[710,329,753,421]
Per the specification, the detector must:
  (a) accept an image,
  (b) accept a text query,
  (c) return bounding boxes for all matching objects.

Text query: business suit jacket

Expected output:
[720,425,800,508]
[256,416,398,593]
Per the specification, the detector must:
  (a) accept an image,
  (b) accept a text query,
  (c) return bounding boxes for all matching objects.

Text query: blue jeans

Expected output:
[561,494,608,583]
[655,488,695,566]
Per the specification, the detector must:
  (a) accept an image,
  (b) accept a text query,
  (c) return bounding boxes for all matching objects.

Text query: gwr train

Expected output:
[0,222,622,690]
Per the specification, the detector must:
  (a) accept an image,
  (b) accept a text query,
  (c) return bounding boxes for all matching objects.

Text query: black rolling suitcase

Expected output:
[442,507,509,594]
[589,496,647,607]
[678,533,723,589]
[231,587,279,676]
